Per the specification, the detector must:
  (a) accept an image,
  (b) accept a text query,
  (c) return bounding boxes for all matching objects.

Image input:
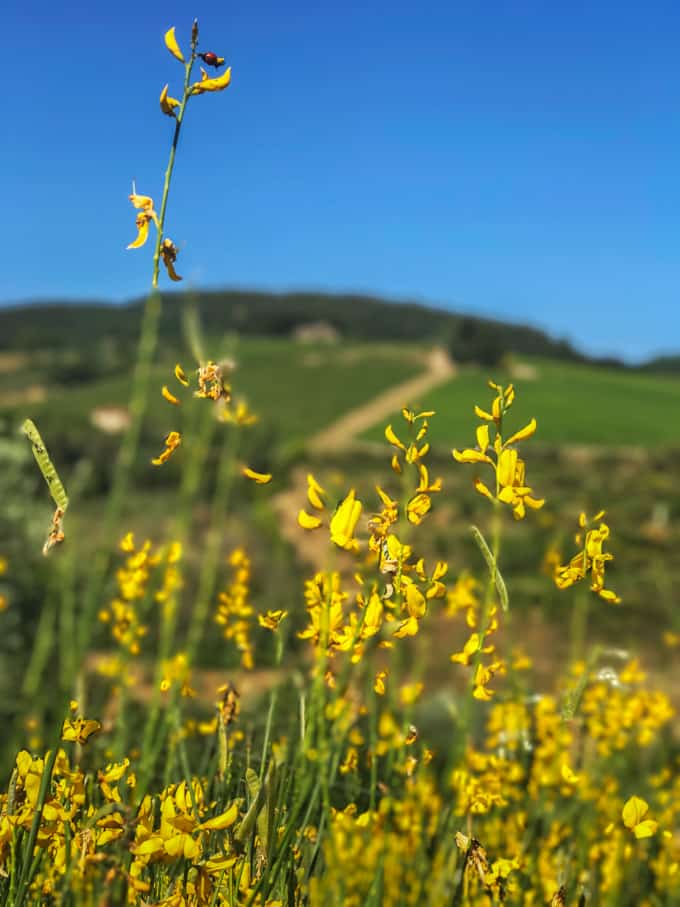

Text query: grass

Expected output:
[362,357,680,447]
[0,337,425,447]
[3,29,680,903]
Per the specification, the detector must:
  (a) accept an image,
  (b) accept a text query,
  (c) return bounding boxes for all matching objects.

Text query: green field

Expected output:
[361,357,680,448]
[0,337,425,447]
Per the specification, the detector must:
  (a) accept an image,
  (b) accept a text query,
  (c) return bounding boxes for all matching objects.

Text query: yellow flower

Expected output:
[307,473,327,510]
[452,382,543,520]
[160,238,182,281]
[451,633,492,666]
[496,448,545,520]
[160,83,181,117]
[374,670,388,695]
[126,191,159,250]
[298,509,323,530]
[560,762,580,785]
[554,513,620,603]
[242,466,273,484]
[258,609,288,631]
[61,718,102,745]
[164,26,185,63]
[299,480,363,552]
[406,491,431,525]
[330,490,362,551]
[622,796,658,838]
[196,360,231,401]
[198,801,240,831]
[174,363,190,386]
[152,430,182,466]
[221,400,258,426]
[399,682,424,705]
[162,385,180,405]
[190,66,232,95]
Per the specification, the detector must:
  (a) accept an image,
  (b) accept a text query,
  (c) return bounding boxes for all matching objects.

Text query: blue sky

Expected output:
[2,0,679,361]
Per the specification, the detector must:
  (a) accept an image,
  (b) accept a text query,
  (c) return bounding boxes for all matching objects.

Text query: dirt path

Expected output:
[308,346,455,453]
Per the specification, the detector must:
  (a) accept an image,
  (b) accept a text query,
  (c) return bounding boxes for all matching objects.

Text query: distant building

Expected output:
[292,321,340,344]
[90,405,131,434]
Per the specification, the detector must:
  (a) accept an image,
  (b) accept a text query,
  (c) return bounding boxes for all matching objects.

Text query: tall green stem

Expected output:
[76,45,198,664]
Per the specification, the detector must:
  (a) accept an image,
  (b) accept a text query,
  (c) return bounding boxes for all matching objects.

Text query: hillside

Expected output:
[0,289,589,365]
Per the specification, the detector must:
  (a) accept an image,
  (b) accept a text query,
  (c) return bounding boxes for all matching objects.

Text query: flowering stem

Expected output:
[13,741,59,907]
[76,46,198,665]
[186,425,240,663]
[151,49,197,288]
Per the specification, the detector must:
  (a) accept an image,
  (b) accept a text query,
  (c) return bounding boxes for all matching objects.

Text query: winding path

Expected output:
[308,346,456,453]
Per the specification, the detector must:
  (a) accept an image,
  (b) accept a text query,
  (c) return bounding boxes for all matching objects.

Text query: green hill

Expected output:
[362,356,680,448]
[0,289,589,365]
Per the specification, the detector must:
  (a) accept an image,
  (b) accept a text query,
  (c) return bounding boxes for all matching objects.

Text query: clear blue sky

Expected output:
[3,0,679,361]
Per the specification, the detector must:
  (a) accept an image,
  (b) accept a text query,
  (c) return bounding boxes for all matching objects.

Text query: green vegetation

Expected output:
[0,289,596,365]
[363,357,680,447]
[2,19,680,900]
[0,337,424,450]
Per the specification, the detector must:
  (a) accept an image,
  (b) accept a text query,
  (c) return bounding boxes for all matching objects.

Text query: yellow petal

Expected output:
[298,510,322,530]
[474,405,494,421]
[129,193,155,212]
[504,418,537,447]
[162,385,180,405]
[432,560,448,581]
[159,83,181,117]
[476,424,490,453]
[634,819,659,839]
[497,448,518,487]
[376,485,397,509]
[242,466,272,484]
[126,214,150,249]
[199,801,239,831]
[61,718,102,745]
[473,685,494,701]
[407,492,431,526]
[405,583,427,619]
[164,26,185,62]
[561,763,580,784]
[134,835,165,856]
[308,485,325,510]
[385,424,405,450]
[393,616,419,638]
[474,477,494,500]
[174,363,189,386]
[330,490,362,550]
[452,448,493,464]
[191,66,232,94]
[622,796,649,830]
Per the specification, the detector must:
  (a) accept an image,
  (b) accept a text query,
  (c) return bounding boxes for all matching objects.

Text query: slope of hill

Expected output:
[361,356,680,448]
[0,289,588,365]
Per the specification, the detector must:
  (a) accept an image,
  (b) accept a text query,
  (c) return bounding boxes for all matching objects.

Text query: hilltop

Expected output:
[0,289,599,367]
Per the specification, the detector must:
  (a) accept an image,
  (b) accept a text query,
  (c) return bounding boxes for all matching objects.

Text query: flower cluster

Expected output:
[453,381,544,519]
[554,510,621,603]
[297,475,363,551]
[215,548,256,669]
[384,408,443,524]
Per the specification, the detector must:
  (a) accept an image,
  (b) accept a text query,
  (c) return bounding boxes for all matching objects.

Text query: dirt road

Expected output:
[309,346,455,453]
